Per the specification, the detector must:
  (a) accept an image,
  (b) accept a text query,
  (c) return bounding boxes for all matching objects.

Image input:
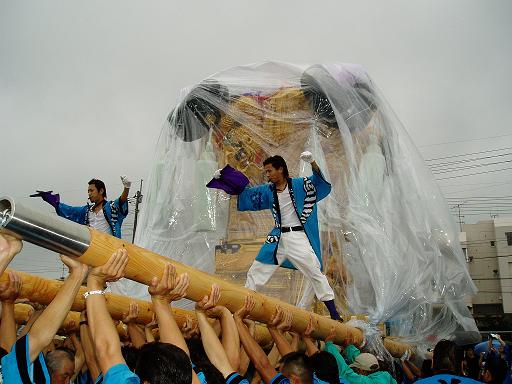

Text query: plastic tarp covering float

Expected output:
[113,62,479,349]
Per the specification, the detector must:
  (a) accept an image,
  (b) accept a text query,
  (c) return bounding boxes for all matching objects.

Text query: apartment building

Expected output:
[461,219,512,316]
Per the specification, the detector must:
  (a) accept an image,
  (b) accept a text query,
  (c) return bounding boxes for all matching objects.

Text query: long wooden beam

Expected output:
[0,197,411,356]
[13,303,128,338]
[1,269,273,346]
[79,229,403,353]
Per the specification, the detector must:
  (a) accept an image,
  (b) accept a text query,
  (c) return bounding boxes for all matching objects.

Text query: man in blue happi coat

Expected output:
[237,152,341,320]
[32,176,131,239]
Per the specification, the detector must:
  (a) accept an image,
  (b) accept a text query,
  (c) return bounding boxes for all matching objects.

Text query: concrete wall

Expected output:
[462,221,501,307]
[462,219,512,313]
[494,219,512,313]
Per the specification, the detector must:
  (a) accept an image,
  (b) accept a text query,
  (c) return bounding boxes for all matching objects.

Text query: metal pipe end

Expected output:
[0,197,14,228]
[0,196,90,257]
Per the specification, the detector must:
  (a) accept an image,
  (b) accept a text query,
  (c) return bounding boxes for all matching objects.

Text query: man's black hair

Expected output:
[135,342,192,384]
[88,179,107,198]
[484,357,508,384]
[186,338,225,384]
[432,340,464,375]
[307,351,339,384]
[421,359,433,378]
[263,155,289,179]
[121,346,140,372]
[279,352,312,384]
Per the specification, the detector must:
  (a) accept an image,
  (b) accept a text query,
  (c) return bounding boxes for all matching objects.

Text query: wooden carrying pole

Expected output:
[1,269,273,346]
[0,196,410,356]
[77,229,410,356]
[13,304,128,338]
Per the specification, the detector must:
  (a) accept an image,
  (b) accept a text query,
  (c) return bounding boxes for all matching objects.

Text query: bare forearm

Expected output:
[268,328,293,357]
[120,188,130,203]
[238,345,250,376]
[17,310,42,339]
[70,334,85,380]
[290,333,299,352]
[144,327,155,343]
[127,323,146,348]
[86,277,123,372]
[30,272,84,361]
[152,300,189,355]
[303,337,319,356]
[406,360,421,377]
[267,345,282,370]
[402,360,415,380]
[0,302,16,351]
[311,161,321,174]
[0,259,13,277]
[220,310,240,371]
[80,324,101,380]
[197,312,233,377]
[235,317,276,384]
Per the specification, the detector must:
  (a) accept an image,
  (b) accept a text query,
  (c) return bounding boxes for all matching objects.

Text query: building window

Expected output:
[490,241,495,247]
[506,232,512,246]
[462,248,470,262]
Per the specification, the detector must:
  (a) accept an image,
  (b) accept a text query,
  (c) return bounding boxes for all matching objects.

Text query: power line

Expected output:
[440,181,512,188]
[419,133,512,148]
[435,166,512,180]
[431,159,512,174]
[446,195,512,199]
[429,152,512,168]
[425,146,512,162]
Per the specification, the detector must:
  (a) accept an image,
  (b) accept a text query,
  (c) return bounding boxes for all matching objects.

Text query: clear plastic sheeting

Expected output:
[115,61,479,346]
[345,319,393,365]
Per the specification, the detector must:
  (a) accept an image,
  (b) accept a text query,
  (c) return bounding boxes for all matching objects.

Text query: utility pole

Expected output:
[131,179,143,244]
[59,260,65,281]
[454,204,464,231]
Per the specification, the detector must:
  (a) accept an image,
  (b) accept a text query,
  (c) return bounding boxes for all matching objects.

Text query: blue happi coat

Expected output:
[55,198,128,238]
[237,170,331,270]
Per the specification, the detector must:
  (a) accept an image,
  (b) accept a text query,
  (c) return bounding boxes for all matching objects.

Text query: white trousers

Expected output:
[245,231,334,305]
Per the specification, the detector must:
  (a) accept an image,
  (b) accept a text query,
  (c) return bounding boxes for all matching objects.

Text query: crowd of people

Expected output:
[0,233,511,384]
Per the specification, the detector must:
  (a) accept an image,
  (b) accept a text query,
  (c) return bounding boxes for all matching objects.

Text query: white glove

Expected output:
[300,151,314,164]
[120,175,132,188]
[213,169,222,179]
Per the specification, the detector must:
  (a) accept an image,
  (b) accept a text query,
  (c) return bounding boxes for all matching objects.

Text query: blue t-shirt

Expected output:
[192,363,207,384]
[225,372,250,384]
[103,364,139,384]
[1,334,50,383]
[415,374,482,384]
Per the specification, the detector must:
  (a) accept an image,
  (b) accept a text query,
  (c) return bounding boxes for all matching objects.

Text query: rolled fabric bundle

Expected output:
[206,165,249,195]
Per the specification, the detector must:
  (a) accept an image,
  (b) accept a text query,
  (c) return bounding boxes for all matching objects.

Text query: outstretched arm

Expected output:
[0,234,22,276]
[79,311,101,381]
[238,319,255,375]
[69,333,85,382]
[204,292,240,371]
[234,296,278,384]
[0,271,22,351]
[119,176,131,203]
[86,248,129,374]
[147,264,201,384]
[148,263,190,354]
[122,302,146,349]
[29,255,88,362]
[302,315,320,357]
[267,306,293,357]
[196,284,238,378]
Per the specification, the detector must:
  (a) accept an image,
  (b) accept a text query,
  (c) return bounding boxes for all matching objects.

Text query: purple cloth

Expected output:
[30,190,60,208]
[206,165,249,195]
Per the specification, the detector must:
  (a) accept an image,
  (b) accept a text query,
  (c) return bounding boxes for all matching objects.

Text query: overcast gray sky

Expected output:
[1,0,511,279]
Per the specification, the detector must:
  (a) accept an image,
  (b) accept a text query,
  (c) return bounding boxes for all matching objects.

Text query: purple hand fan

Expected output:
[206,165,249,195]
